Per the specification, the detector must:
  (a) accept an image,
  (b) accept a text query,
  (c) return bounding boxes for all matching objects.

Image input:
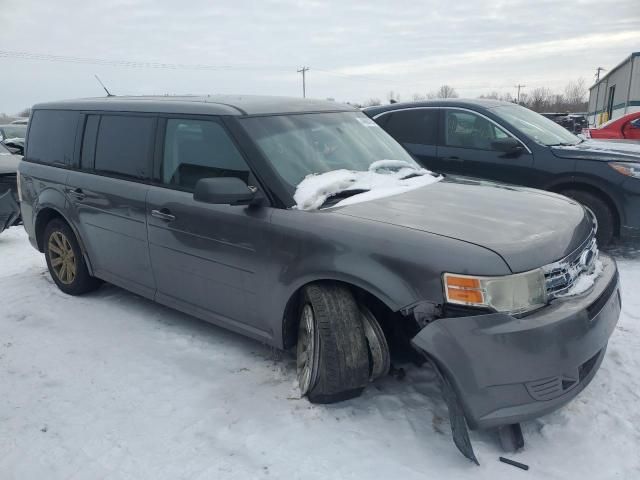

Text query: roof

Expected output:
[32,95,357,116]
[589,52,640,91]
[363,98,511,116]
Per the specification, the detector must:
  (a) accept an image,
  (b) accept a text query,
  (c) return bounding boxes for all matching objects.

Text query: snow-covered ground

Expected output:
[1,226,639,479]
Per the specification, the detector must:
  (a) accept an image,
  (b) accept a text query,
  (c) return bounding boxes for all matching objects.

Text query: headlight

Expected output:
[443,269,547,315]
[609,162,640,179]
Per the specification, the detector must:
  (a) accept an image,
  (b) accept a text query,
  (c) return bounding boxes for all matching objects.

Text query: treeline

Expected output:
[359,78,589,113]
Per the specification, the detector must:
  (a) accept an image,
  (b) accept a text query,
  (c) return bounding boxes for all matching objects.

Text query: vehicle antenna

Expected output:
[94,75,114,97]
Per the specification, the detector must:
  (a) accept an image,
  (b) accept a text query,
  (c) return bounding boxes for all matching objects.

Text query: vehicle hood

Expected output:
[333,177,593,273]
[551,139,640,161]
[0,152,20,175]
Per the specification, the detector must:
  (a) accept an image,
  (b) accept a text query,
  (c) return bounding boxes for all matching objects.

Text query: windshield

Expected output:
[0,125,27,140]
[240,112,421,191]
[491,104,581,146]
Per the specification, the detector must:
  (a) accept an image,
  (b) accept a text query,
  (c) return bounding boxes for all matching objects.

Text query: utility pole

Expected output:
[297,66,309,98]
[515,84,526,104]
[595,67,606,82]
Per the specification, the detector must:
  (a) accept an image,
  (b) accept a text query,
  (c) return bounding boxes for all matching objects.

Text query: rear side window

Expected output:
[26,110,79,165]
[94,115,155,179]
[379,109,438,145]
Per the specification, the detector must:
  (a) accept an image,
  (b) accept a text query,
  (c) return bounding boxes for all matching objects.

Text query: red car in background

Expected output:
[583,111,640,140]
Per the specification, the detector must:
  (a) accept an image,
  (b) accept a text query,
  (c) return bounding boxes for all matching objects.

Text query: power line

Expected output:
[0,50,296,72]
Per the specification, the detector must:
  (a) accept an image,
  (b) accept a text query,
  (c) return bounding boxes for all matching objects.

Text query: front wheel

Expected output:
[296,283,370,404]
[44,219,101,295]
[560,189,615,246]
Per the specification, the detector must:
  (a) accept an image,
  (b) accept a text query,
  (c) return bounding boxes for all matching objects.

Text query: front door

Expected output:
[146,117,268,338]
[66,113,156,298]
[437,109,534,184]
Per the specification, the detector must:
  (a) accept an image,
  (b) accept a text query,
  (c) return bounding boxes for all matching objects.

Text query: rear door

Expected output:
[438,108,534,184]
[65,113,156,298]
[146,116,269,338]
[374,108,440,171]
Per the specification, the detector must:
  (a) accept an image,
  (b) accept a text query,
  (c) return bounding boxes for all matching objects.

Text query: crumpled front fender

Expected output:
[0,188,20,233]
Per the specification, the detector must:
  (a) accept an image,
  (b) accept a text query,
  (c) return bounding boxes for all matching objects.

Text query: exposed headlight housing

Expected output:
[609,162,640,179]
[444,269,547,315]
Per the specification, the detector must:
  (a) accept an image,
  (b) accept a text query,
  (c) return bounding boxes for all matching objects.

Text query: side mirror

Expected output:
[491,137,523,154]
[193,177,256,205]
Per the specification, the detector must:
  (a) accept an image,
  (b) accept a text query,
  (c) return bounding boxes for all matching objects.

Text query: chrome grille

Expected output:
[543,231,598,299]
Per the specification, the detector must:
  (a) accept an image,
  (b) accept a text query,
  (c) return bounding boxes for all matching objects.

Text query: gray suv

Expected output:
[18,96,620,461]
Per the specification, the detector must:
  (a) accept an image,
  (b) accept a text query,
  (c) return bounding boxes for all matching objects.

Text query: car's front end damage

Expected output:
[0,152,22,234]
[409,228,621,462]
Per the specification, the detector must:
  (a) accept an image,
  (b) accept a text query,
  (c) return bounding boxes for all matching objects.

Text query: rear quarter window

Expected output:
[26,110,80,165]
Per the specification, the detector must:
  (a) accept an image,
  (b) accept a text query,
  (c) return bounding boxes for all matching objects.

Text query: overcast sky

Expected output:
[0,0,638,114]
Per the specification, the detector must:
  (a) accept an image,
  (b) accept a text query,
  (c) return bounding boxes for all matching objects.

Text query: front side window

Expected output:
[491,104,581,146]
[379,109,438,145]
[94,115,155,179]
[444,110,512,150]
[240,112,419,191]
[161,118,250,191]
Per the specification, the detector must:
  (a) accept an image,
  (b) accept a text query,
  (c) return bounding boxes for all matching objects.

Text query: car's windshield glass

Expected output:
[240,112,421,191]
[0,125,27,139]
[491,104,581,146]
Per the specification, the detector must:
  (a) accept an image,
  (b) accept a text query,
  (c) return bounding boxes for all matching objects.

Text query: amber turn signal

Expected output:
[444,274,485,305]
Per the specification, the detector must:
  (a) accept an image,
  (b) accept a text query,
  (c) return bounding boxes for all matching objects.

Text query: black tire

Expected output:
[298,283,370,404]
[44,218,101,295]
[560,189,615,246]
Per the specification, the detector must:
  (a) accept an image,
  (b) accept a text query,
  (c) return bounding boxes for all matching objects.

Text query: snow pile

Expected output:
[293,160,442,211]
[1,228,640,479]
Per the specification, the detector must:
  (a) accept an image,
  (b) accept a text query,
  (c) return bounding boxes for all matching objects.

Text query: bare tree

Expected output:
[564,78,587,106]
[479,91,501,100]
[362,98,382,107]
[412,93,427,101]
[435,85,458,99]
[17,107,32,117]
[527,87,552,112]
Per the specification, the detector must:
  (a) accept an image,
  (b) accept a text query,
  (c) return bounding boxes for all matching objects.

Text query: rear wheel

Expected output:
[296,283,370,404]
[560,189,615,245]
[44,219,101,295]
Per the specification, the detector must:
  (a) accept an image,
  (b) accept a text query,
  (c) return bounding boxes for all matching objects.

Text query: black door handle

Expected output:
[151,208,176,222]
[445,156,464,162]
[65,187,86,200]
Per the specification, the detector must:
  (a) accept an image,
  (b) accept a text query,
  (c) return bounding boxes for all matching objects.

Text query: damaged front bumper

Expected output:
[0,182,20,234]
[412,253,620,431]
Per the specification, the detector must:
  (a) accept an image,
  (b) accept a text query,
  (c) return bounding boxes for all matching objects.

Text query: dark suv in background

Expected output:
[19,96,620,461]
[365,100,640,245]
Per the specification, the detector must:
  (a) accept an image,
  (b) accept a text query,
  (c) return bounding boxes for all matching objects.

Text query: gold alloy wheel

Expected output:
[297,304,317,395]
[48,231,77,285]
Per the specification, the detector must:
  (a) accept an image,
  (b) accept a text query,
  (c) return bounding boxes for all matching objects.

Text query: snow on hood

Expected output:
[293,160,442,210]
[581,140,640,154]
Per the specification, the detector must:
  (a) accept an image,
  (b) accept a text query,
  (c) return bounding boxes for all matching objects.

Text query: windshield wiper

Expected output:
[319,189,369,208]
